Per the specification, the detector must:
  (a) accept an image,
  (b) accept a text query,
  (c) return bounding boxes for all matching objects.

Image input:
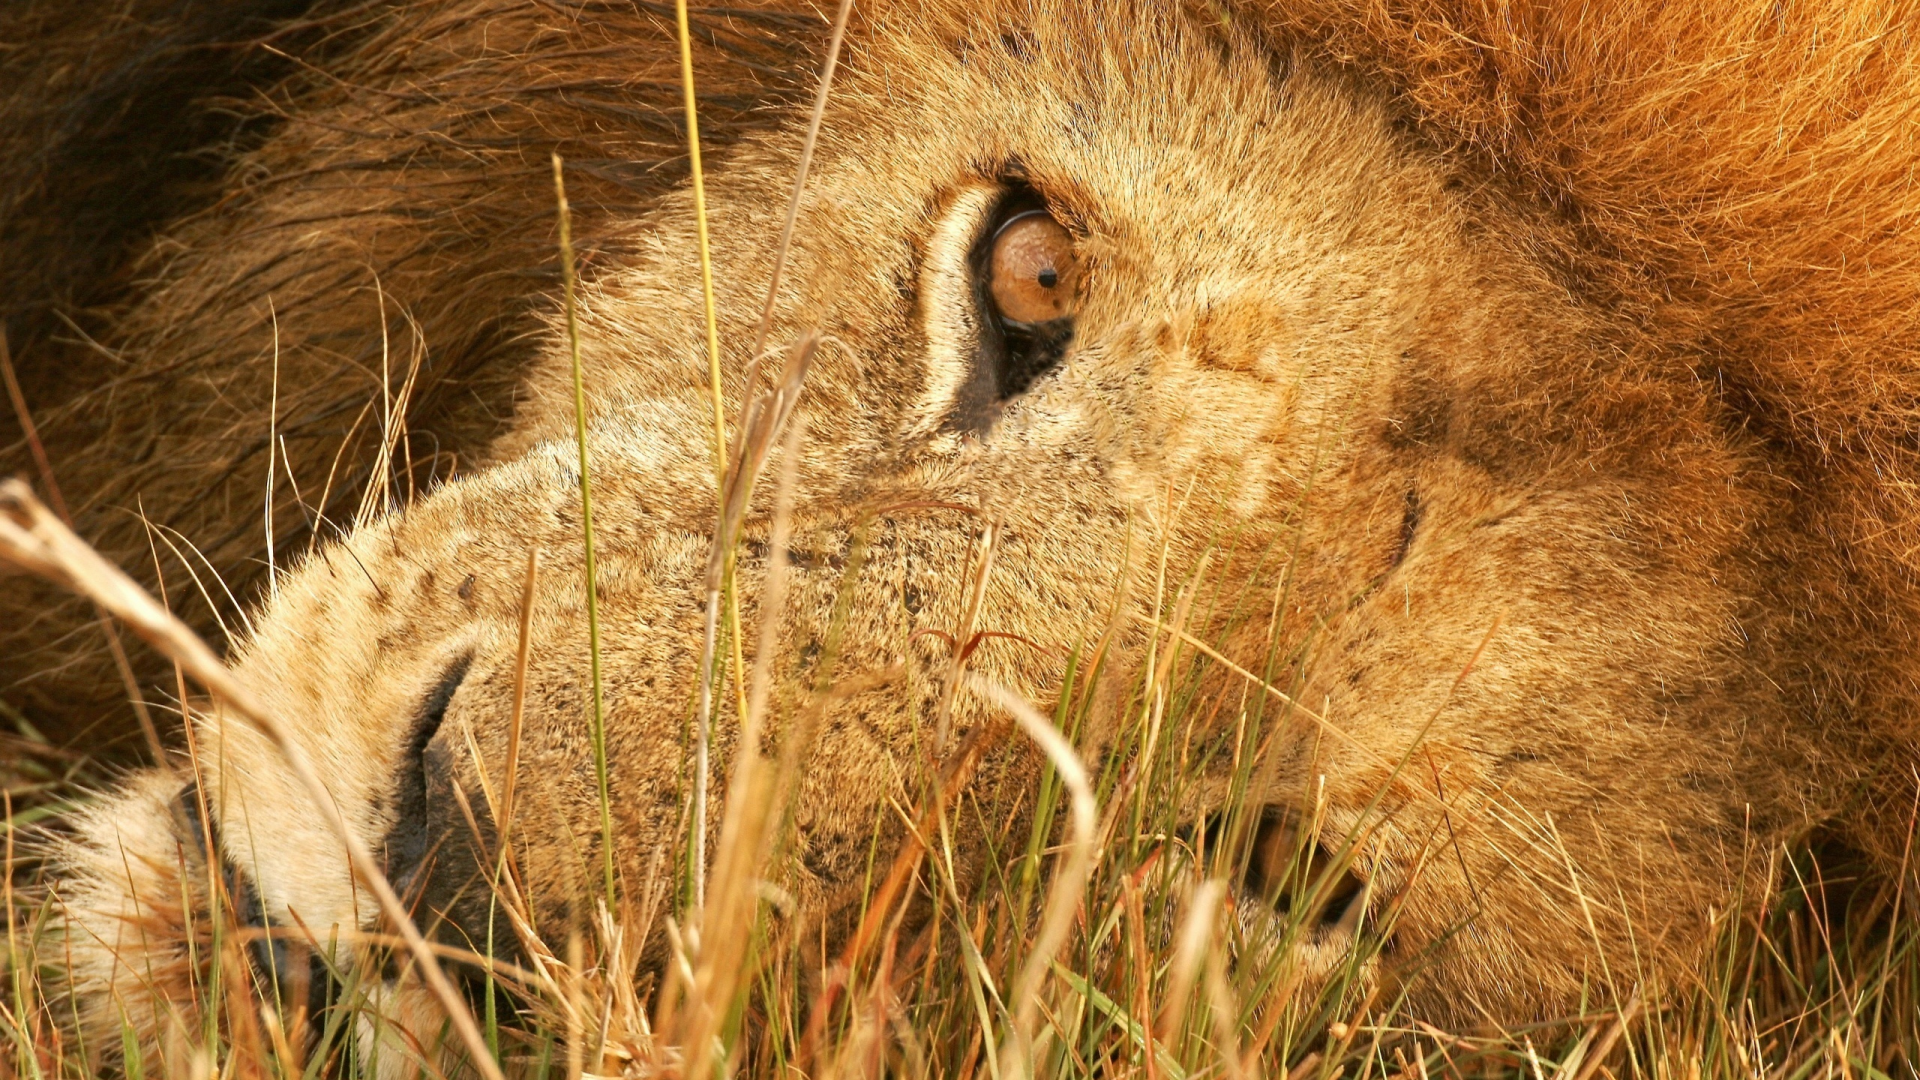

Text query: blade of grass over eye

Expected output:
[552,154,616,913]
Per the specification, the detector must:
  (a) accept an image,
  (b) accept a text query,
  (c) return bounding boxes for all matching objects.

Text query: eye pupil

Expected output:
[988,210,1079,324]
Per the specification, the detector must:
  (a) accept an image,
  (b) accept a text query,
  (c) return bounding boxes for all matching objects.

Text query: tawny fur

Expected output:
[6,0,1919,1067]
[45,771,216,1068]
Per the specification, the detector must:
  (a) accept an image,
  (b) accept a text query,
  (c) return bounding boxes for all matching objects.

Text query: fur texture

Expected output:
[8,0,1919,1066]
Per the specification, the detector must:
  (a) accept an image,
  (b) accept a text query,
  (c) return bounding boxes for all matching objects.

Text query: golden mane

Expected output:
[1268,0,1920,806]
[1271,0,1920,451]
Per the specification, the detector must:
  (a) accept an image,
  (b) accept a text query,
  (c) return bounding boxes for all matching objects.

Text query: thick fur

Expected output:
[9,0,1919,1067]
[45,771,216,1065]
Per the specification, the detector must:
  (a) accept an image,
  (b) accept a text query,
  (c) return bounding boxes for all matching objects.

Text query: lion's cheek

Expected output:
[1242,468,1768,999]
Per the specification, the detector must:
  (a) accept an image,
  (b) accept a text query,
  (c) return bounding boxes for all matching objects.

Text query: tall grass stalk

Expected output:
[747,0,855,361]
[676,0,744,918]
[550,154,617,914]
[680,0,856,921]
[968,677,1097,1080]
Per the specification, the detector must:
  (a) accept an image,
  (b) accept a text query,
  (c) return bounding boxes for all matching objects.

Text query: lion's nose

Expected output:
[379,656,507,964]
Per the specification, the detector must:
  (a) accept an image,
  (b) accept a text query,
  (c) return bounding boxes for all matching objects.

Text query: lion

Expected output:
[7,0,1919,1071]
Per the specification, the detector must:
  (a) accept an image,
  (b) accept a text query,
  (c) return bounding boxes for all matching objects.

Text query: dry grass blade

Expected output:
[1130,609,1327,726]
[552,152,616,911]
[678,385,812,1080]
[796,707,1007,1070]
[0,332,67,524]
[0,478,505,1080]
[673,0,740,916]
[1132,552,1208,819]
[1159,879,1225,1042]
[746,0,855,362]
[710,335,818,584]
[1562,987,1643,1080]
[967,674,1098,1080]
[499,548,540,856]
[693,333,817,909]
[1204,938,1250,1080]
[677,0,730,911]
[692,590,722,913]
[746,414,806,750]
[672,0,727,486]
[684,0,852,927]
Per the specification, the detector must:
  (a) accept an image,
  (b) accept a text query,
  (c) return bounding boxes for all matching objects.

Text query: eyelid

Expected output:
[992,207,1057,240]
[906,183,1002,439]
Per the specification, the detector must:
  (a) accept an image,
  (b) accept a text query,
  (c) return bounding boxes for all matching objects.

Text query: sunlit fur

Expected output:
[14,0,1920,1068]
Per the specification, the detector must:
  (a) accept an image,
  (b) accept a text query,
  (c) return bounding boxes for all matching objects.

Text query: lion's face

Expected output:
[203,6,1814,1022]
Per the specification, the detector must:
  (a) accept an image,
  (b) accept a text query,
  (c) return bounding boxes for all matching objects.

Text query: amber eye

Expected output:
[988,210,1079,324]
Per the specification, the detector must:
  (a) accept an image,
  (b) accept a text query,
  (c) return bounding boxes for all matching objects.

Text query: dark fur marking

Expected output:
[383,661,536,977]
[1391,487,1422,569]
[175,781,335,1051]
[417,724,508,961]
[1385,349,1453,450]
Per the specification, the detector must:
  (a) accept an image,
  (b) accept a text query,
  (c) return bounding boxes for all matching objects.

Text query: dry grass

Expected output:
[1,471,1916,1077]
[1,666,1916,1080]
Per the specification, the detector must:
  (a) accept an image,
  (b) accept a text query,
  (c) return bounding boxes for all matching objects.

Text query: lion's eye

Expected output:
[941,188,1079,429]
[988,210,1079,324]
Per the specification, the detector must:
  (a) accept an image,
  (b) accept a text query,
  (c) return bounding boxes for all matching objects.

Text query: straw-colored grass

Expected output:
[0,539,1914,1078]
[2,451,1916,1077]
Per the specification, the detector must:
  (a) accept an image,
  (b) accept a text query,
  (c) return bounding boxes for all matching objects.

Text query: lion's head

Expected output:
[16,0,1919,1067]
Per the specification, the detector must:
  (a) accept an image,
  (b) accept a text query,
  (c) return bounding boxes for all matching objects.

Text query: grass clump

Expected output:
[1,538,1915,1079]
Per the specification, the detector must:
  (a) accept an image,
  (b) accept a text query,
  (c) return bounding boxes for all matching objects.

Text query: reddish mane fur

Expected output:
[1264,0,1920,854]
